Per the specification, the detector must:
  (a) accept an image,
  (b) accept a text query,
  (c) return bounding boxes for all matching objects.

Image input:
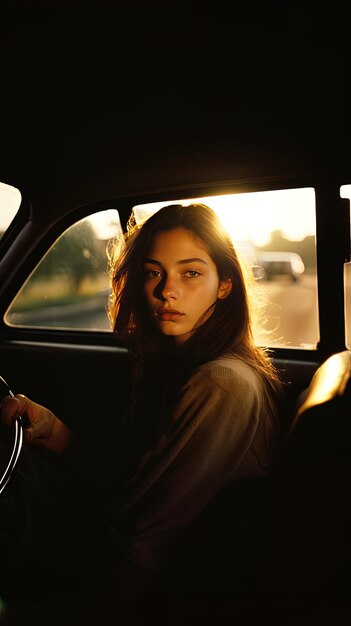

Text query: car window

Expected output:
[5,210,122,331]
[341,184,351,349]
[0,182,22,239]
[4,190,318,349]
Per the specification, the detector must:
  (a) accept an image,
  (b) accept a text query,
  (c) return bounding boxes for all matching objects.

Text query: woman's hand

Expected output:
[0,394,72,453]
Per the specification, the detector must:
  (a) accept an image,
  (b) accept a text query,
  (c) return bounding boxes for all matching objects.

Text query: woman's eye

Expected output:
[144,269,162,278]
[184,270,201,278]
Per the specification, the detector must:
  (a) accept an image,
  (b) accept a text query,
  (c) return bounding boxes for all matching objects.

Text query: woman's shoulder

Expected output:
[189,354,262,394]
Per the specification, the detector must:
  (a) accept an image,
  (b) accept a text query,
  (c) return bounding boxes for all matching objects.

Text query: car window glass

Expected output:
[340,184,351,349]
[134,189,318,350]
[0,182,22,240]
[5,210,122,331]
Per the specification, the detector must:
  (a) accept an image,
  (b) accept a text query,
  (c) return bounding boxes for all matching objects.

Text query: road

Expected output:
[261,273,319,349]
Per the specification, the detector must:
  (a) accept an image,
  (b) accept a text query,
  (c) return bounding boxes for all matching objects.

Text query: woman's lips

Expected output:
[156,309,184,321]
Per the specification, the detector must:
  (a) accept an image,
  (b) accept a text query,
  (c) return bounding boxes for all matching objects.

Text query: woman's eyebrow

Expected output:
[177,258,208,266]
[143,258,162,266]
[143,257,208,266]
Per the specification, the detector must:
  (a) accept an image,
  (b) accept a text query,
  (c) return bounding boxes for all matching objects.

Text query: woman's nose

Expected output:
[160,275,179,300]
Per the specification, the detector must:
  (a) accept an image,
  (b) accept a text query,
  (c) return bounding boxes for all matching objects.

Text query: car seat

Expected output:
[265,349,351,620]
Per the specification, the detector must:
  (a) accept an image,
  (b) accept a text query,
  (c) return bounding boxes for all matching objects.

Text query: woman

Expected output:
[0,203,283,618]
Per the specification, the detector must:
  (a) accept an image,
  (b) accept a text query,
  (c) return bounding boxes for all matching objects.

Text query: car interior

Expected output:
[1,2,351,624]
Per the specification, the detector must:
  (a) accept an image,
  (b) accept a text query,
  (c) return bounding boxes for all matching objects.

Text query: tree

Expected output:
[31,220,108,292]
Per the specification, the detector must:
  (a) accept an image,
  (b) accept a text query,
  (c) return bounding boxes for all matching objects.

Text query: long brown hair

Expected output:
[108,203,283,418]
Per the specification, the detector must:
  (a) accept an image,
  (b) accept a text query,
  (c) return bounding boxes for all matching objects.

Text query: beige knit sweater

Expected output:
[107,355,279,571]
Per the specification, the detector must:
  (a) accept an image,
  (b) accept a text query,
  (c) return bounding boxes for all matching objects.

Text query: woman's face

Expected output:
[143,227,232,345]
